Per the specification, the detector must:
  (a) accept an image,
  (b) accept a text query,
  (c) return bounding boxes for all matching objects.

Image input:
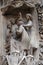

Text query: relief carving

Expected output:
[4,12,37,65]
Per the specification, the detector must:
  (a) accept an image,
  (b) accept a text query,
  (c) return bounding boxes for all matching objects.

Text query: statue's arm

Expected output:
[23,21,33,28]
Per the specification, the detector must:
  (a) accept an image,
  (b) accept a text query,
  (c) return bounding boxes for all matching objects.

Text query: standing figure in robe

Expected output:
[25,13,39,56]
[15,12,31,55]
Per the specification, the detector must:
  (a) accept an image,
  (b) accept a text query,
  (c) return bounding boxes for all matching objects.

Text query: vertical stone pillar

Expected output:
[0,10,7,56]
[0,10,4,64]
[32,8,40,61]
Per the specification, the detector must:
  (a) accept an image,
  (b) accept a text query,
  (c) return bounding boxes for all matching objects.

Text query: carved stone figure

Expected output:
[9,13,34,65]
[15,12,30,50]
[0,0,43,65]
[24,13,33,29]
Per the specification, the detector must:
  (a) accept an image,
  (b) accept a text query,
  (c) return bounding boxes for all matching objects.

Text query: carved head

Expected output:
[10,18,15,25]
[26,13,32,21]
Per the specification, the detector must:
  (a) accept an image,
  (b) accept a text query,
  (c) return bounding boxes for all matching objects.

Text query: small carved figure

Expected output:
[10,18,15,25]
[15,12,30,50]
[23,13,33,30]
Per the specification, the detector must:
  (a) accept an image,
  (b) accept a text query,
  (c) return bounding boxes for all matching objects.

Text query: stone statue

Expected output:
[25,14,39,56]
[15,12,30,50]
[23,13,33,30]
[5,12,37,65]
[10,12,34,56]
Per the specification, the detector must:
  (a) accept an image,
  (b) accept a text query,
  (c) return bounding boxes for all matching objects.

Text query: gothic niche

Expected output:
[1,1,39,65]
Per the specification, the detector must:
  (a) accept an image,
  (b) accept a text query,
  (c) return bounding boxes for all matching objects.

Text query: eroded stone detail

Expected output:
[0,0,42,65]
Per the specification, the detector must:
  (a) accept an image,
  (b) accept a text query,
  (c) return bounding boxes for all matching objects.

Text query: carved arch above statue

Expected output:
[0,0,35,8]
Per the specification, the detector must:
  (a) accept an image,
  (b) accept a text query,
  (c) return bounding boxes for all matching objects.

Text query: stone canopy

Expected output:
[0,1,35,15]
[11,1,35,8]
[0,0,35,8]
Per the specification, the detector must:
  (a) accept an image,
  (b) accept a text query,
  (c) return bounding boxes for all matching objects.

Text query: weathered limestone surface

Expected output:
[0,0,43,65]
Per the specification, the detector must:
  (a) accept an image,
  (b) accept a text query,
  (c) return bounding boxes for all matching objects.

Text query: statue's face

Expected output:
[26,14,32,21]
[26,15,30,20]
